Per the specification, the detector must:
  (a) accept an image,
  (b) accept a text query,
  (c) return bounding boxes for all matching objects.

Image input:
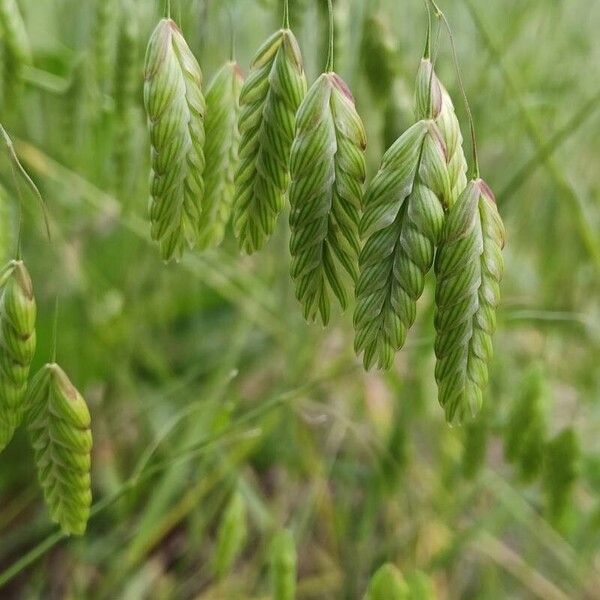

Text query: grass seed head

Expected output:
[0,260,36,452]
[144,18,206,261]
[27,363,92,536]
[199,61,244,250]
[233,27,307,254]
[288,71,366,326]
[434,178,505,424]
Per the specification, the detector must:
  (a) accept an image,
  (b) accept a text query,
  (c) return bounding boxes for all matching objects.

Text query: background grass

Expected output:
[0,0,599,598]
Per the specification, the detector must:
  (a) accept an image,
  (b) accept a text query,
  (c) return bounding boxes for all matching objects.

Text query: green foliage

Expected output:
[143,18,206,261]
[0,260,36,451]
[27,363,92,536]
[289,71,366,325]
[270,528,297,600]
[434,180,505,423]
[233,27,306,253]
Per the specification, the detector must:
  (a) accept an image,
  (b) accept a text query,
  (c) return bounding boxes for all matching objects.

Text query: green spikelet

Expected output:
[365,563,410,600]
[543,427,580,525]
[360,12,399,101]
[198,61,243,250]
[114,0,140,197]
[27,363,92,536]
[213,488,247,579]
[270,528,297,600]
[354,119,449,370]
[434,179,506,424]
[0,260,36,452]
[143,18,206,261]
[233,27,307,253]
[289,71,366,325]
[415,58,468,205]
[504,364,547,482]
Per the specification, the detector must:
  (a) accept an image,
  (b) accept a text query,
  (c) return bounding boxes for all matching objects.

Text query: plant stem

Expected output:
[325,0,334,72]
[51,297,59,362]
[283,0,289,28]
[422,0,432,58]
[429,1,480,178]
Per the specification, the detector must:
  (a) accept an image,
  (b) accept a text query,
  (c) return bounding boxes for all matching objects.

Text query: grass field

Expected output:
[0,0,599,598]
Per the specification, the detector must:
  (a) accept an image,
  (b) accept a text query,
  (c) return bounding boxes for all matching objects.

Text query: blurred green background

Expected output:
[0,0,599,598]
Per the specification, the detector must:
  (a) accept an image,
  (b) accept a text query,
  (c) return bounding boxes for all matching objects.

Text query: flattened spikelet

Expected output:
[233,28,306,253]
[144,18,206,261]
[415,58,468,205]
[270,528,297,600]
[365,563,410,600]
[199,61,243,249]
[434,179,506,423]
[354,120,448,370]
[27,363,92,535]
[289,72,366,325]
[0,260,36,452]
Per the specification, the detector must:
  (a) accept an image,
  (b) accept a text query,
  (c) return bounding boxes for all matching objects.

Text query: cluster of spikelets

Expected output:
[0,132,92,537]
[0,256,93,536]
[142,6,506,424]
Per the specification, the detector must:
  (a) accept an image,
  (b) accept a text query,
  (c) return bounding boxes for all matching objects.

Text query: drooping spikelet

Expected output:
[354,119,449,370]
[143,18,206,261]
[415,58,468,205]
[270,528,297,600]
[198,61,243,250]
[289,72,366,325]
[233,27,306,253]
[0,260,36,452]
[365,563,410,600]
[434,179,506,423]
[27,363,92,535]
